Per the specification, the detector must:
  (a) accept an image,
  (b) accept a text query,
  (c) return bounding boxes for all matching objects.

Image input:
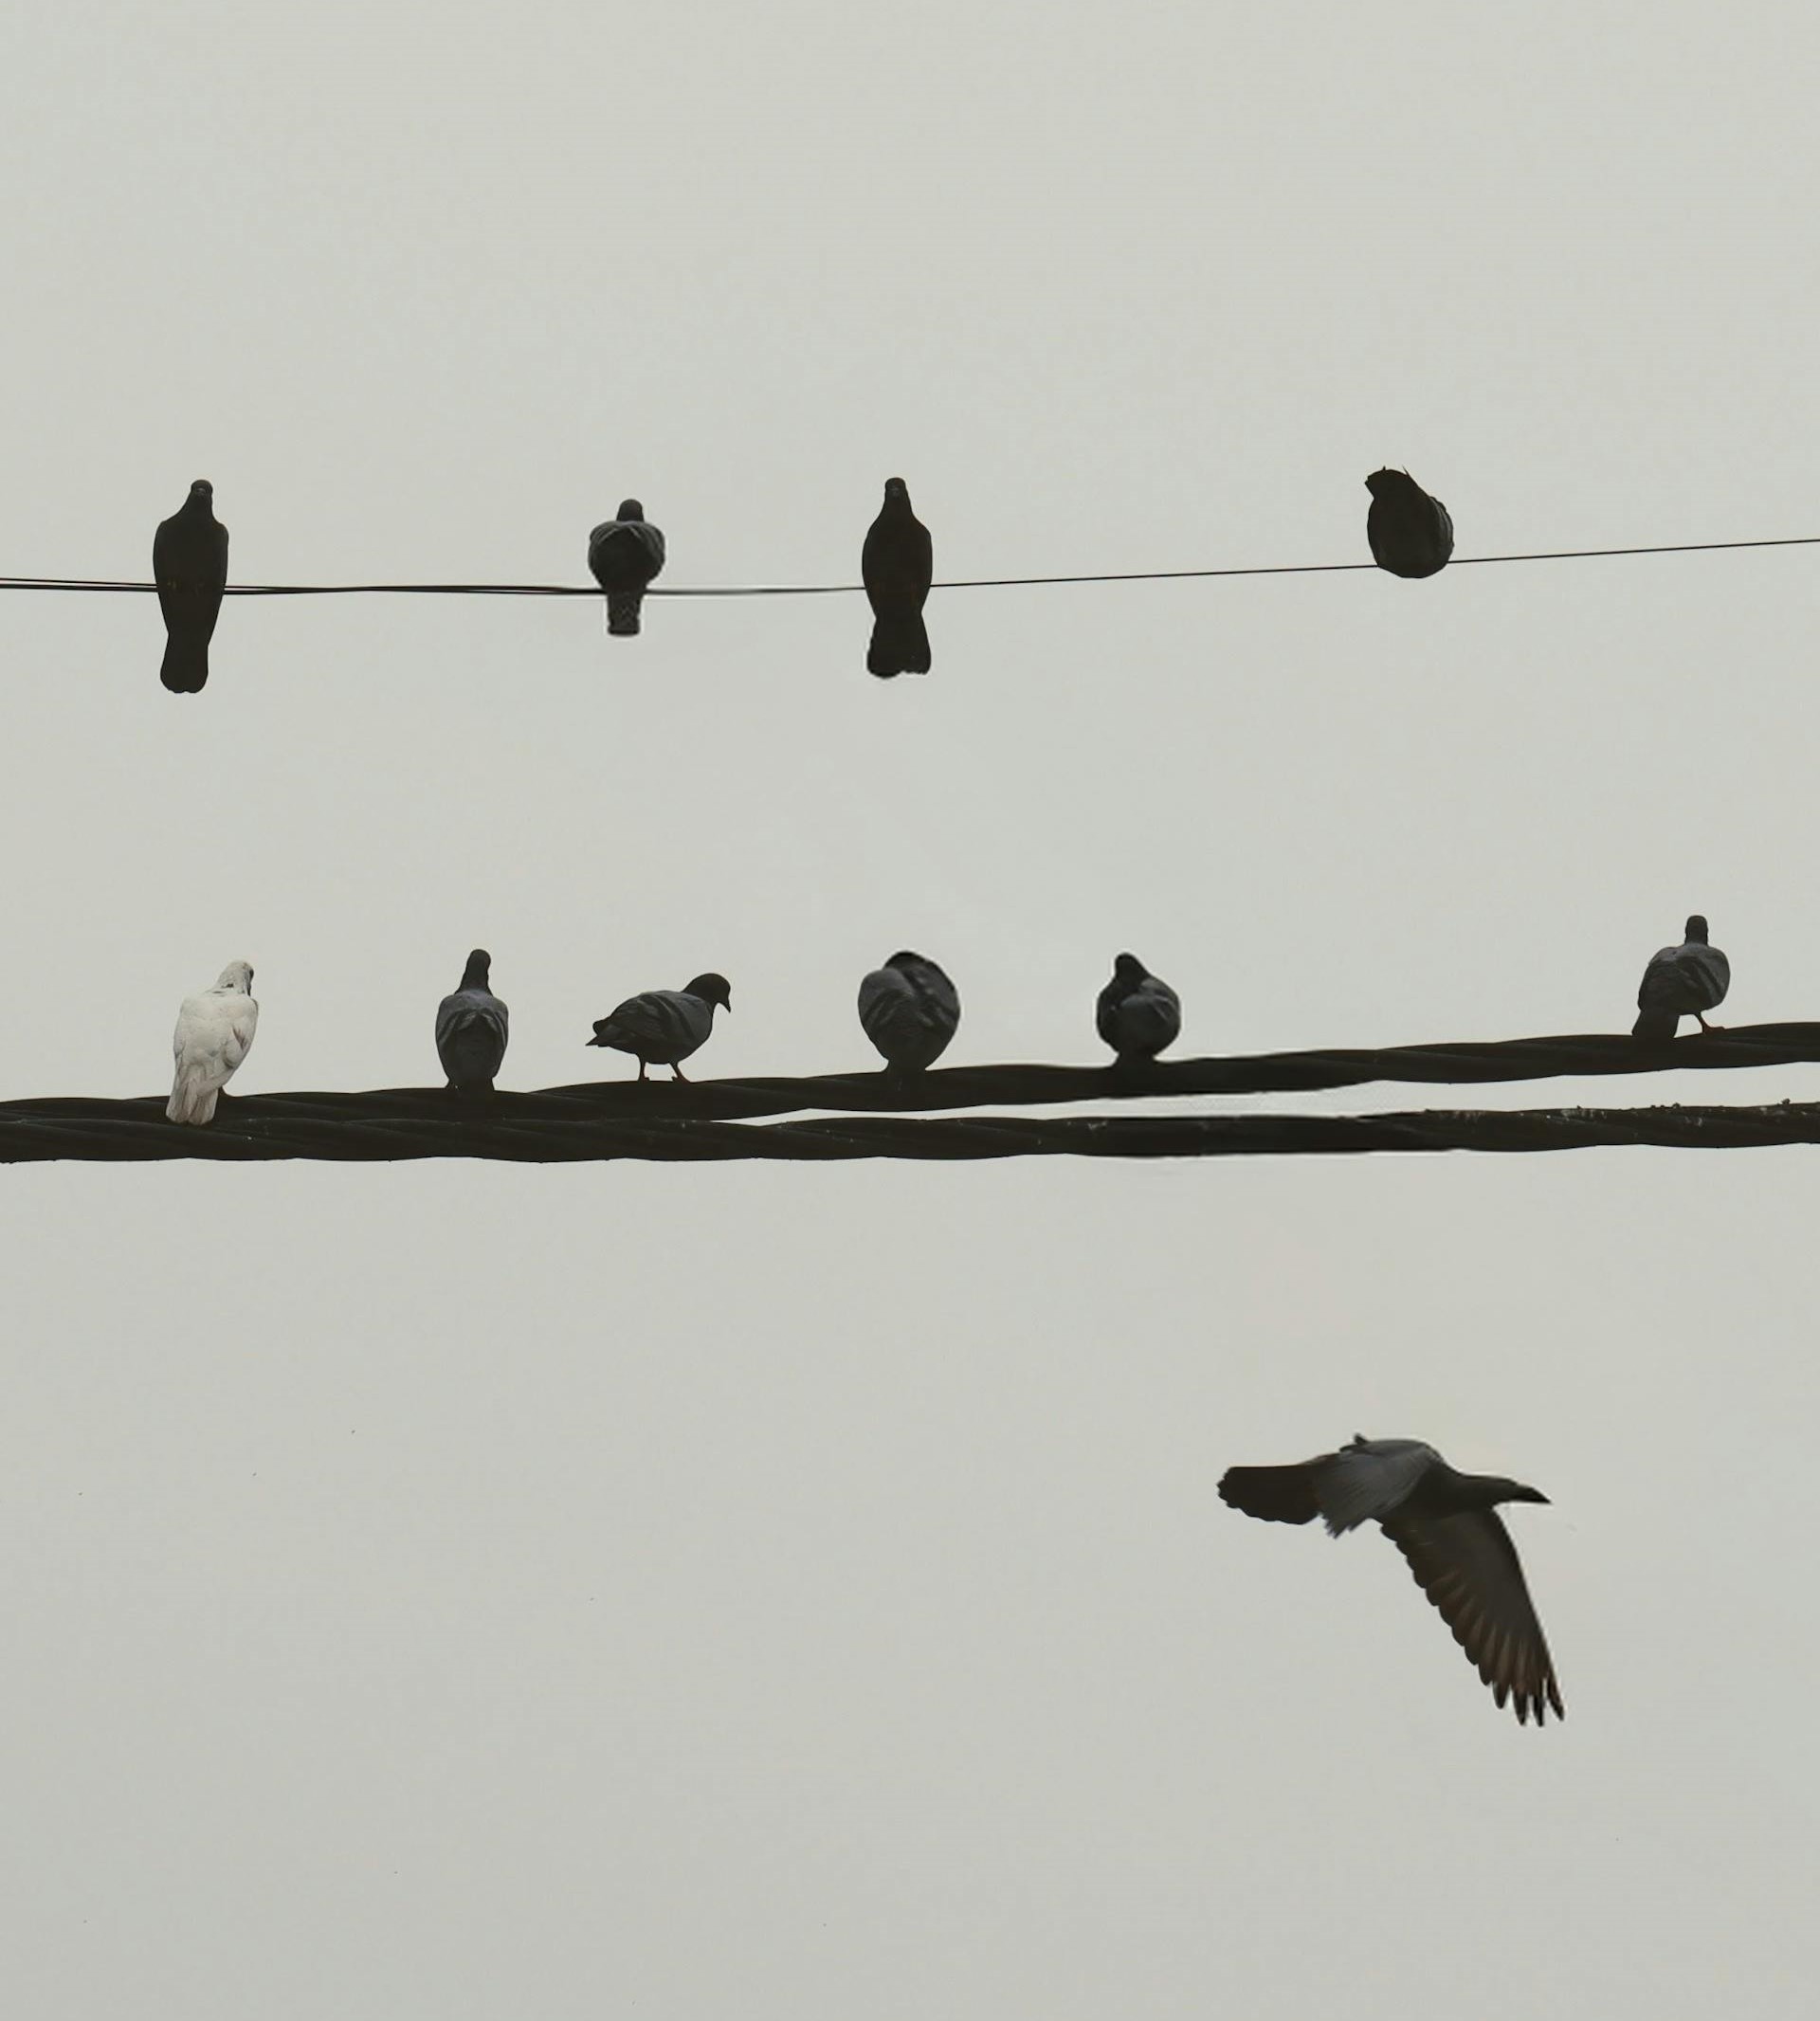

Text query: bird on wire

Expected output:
[152,479,228,692]
[435,949,509,1094]
[587,973,732,1082]
[167,960,259,1125]
[1219,1435,1562,1726]
[858,952,960,1077]
[1365,467,1454,578]
[1096,953,1181,1068]
[861,478,933,677]
[1633,913,1730,1041]
[587,500,666,637]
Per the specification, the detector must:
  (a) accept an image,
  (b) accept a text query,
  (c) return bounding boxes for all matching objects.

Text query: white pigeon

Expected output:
[167,960,259,1125]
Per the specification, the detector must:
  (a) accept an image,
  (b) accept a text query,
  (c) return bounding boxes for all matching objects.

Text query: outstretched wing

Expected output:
[1378,1507,1563,1725]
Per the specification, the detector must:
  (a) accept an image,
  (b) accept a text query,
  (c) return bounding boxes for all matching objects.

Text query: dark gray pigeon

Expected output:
[1633,913,1730,1040]
[1365,468,1454,578]
[861,478,933,678]
[1219,1435,1562,1726]
[435,949,509,1093]
[153,479,228,692]
[587,500,666,637]
[1096,953,1181,1065]
[859,952,960,1075]
[588,973,731,1081]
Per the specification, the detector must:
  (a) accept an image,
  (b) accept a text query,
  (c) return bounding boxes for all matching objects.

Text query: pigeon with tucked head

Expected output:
[1365,467,1454,578]
[587,499,666,637]
[1096,953,1181,1066]
[167,960,258,1125]
[859,952,959,1076]
[153,479,229,692]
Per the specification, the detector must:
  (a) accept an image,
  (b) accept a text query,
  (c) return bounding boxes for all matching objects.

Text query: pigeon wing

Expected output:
[1313,1439,1435,1534]
[1378,1506,1564,1725]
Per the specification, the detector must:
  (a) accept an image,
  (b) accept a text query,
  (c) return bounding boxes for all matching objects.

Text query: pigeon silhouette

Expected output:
[862,478,933,677]
[435,949,509,1093]
[153,479,228,692]
[1220,1435,1562,1725]
[859,952,960,1075]
[587,500,666,637]
[1365,468,1454,578]
[588,974,731,1081]
[1096,953,1181,1065]
[167,960,258,1125]
[1633,913,1730,1040]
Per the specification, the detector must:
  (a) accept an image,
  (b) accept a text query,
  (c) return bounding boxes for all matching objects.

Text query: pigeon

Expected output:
[588,973,731,1081]
[1096,953,1181,1065]
[861,478,933,677]
[435,949,509,1093]
[587,500,666,637]
[859,952,960,1075]
[1219,1435,1562,1726]
[153,479,229,692]
[1633,913,1730,1040]
[167,960,259,1125]
[1365,468,1454,578]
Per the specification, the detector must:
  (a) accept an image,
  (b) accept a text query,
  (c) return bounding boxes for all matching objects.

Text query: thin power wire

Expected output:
[0,532,1815,598]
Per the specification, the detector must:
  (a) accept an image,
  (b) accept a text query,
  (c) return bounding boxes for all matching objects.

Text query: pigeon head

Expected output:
[1465,1474,1550,1509]
[216,959,254,993]
[883,478,911,503]
[1684,914,1710,943]
[1364,468,1412,498]
[886,950,928,970]
[684,973,733,1013]
[1111,952,1149,984]
[460,949,492,989]
[190,479,214,500]
[615,499,645,521]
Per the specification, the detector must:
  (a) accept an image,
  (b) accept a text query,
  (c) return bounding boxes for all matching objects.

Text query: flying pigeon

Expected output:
[1219,1435,1562,1725]
[153,479,229,692]
[435,949,509,1093]
[1365,468,1454,578]
[587,500,666,637]
[859,952,960,1075]
[588,973,731,1081]
[861,478,933,677]
[1096,953,1181,1065]
[1633,913,1730,1040]
[167,960,259,1125]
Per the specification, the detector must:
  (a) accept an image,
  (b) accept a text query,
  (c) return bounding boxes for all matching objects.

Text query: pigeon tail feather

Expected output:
[167,1069,219,1126]
[1218,1464,1320,1525]
[867,612,931,679]
[160,639,209,694]
[1632,1008,1677,1041]
[607,592,643,638]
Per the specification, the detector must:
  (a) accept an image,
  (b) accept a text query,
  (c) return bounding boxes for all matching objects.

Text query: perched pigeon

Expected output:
[153,479,229,692]
[1633,913,1730,1040]
[588,973,731,1081]
[859,952,960,1075]
[1219,1435,1562,1726]
[167,960,259,1125]
[587,500,666,637]
[861,478,933,677]
[1096,953,1181,1065]
[435,949,509,1093]
[1365,468,1454,578]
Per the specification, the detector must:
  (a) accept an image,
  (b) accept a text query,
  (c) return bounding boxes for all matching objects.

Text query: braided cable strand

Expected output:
[0,1096,1817,1163]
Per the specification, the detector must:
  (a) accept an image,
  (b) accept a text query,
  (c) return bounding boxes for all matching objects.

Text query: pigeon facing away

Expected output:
[861,478,933,677]
[436,949,509,1093]
[1633,913,1730,1041]
[588,973,732,1081]
[167,960,259,1125]
[1219,1435,1562,1725]
[1096,953,1181,1065]
[859,952,960,1075]
[587,500,666,637]
[1365,468,1454,578]
[153,479,229,692]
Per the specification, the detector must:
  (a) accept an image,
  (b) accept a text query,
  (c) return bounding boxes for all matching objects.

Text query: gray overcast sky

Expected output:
[4,2,1819,2014]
